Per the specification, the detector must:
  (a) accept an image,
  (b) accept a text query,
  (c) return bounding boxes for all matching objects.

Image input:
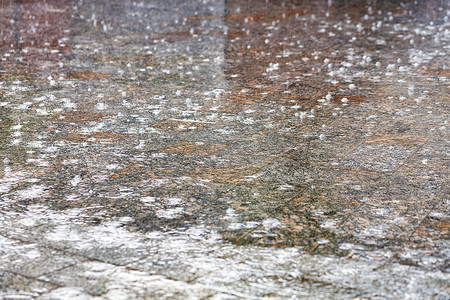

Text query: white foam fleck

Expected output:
[95,102,107,110]
[318,239,330,244]
[321,220,336,228]
[36,108,49,115]
[0,170,29,193]
[156,207,184,219]
[46,225,83,243]
[105,164,120,170]
[228,222,244,230]
[70,175,82,187]
[167,197,183,205]
[224,208,237,220]
[25,249,41,259]
[262,218,282,229]
[16,185,47,200]
[39,287,93,300]
[278,184,294,190]
[141,196,156,204]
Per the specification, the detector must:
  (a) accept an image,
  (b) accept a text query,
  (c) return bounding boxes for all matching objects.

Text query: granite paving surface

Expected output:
[0,0,449,299]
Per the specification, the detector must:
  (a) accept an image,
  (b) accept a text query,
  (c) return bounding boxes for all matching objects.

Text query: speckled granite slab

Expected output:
[0,0,449,298]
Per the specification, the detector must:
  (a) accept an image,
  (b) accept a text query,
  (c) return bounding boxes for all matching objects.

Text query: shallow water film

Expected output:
[0,0,449,298]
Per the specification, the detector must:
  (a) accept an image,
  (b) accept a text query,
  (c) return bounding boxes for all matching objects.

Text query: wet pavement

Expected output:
[0,0,449,298]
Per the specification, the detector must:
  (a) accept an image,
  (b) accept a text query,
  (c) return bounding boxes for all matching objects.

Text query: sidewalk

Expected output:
[0,0,448,298]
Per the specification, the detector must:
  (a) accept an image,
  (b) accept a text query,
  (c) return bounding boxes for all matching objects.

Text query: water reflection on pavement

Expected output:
[0,0,449,298]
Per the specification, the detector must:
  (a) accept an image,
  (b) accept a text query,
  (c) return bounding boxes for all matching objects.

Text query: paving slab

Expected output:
[0,0,449,298]
[0,270,57,300]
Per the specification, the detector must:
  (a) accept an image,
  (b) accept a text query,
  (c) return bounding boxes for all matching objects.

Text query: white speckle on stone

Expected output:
[167,197,183,205]
[16,185,47,199]
[95,102,107,110]
[279,184,294,190]
[70,175,82,187]
[262,218,282,229]
[141,196,156,204]
[156,207,184,219]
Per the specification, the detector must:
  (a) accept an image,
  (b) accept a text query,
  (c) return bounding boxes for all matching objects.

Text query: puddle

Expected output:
[0,0,449,298]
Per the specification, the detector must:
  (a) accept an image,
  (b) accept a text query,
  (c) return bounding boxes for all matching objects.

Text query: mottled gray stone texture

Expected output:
[0,0,449,298]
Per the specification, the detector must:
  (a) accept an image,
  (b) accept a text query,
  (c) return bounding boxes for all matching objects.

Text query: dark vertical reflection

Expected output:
[0,0,73,72]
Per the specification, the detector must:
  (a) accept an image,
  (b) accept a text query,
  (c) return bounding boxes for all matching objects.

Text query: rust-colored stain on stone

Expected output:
[152,119,209,131]
[92,132,130,142]
[367,134,427,146]
[66,71,112,80]
[419,68,450,77]
[109,165,146,180]
[59,133,92,143]
[417,218,450,238]
[162,141,227,156]
[190,167,255,183]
